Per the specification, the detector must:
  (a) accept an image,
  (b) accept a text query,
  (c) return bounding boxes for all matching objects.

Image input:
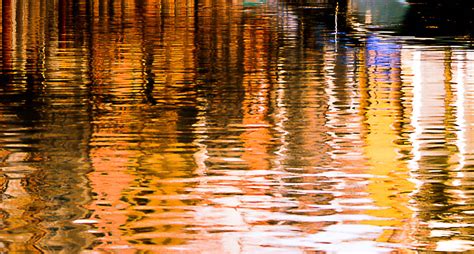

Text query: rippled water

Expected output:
[1,0,474,253]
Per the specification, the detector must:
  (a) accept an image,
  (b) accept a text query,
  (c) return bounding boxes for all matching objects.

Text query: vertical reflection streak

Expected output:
[454,52,466,179]
[2,0,15,70]
[409,50,423,190]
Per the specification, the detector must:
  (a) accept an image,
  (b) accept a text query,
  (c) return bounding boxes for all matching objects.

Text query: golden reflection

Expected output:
[0,0,91,252]
[0,152,37,253]
[358,39,414,243]
[3,0,474,253]
[85,0,199,251]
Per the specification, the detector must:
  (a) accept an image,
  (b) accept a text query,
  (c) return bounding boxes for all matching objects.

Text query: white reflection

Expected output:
[405,45,474,250]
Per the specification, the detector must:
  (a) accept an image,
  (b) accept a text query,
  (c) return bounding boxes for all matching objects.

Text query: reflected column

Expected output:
[405,47,456,250]
[2,0,14,71]
[358,36,414,243]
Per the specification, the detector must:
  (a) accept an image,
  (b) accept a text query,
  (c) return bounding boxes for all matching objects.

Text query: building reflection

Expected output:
[1,0,14,71]
[0,0,92,253]
[402,46,474,251]
[84,0,199,252]
[347,0,407,29]
[356,36,414,245]
[402,0,474,37]
[347,1,474,250]
[2,0,474,253]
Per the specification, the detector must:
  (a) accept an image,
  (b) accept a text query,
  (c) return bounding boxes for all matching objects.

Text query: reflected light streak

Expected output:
[408,49,423,190]
[454,51,466,177]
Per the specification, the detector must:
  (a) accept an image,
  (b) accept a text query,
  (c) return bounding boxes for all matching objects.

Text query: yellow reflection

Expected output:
[358,40,414,243]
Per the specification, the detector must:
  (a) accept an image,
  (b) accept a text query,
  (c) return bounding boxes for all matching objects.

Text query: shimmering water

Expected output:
[1,0,474,253]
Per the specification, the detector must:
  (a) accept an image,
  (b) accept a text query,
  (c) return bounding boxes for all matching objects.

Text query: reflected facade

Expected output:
[1,0,474,253]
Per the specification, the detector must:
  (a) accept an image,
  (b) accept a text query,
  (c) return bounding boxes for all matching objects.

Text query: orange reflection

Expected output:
[2,0,13,70]
[4,0,474,253]
[84,0,199,252]
[241,10,273,171]
[86,148,137,252]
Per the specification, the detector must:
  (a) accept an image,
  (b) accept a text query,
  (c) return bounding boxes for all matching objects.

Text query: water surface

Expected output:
[1,0,474,252]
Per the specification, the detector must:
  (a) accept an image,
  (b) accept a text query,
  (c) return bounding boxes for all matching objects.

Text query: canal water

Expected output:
[1,0,473,253]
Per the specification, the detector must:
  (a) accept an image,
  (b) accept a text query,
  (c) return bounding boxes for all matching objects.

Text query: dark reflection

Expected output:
[2,0,474,253]
[0,0,92,252]
[401,0,474,37]
[2,0,13,71]
[348,0,474,39]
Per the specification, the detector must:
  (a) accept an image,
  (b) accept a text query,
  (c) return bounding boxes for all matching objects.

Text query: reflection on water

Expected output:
[401,0,474,38]
[1,0,474,252]
[348,0,408,29]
